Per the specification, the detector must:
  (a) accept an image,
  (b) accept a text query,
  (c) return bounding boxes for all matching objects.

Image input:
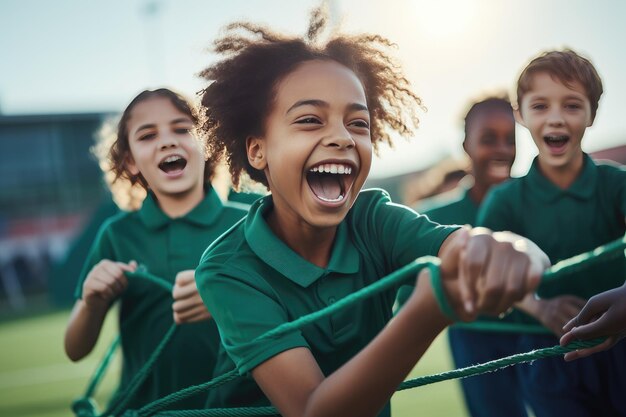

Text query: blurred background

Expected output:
[0,1,625,416]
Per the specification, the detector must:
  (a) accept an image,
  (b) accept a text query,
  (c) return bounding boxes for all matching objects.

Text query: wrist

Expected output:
[81,298,111,316]
[406,270,453,330]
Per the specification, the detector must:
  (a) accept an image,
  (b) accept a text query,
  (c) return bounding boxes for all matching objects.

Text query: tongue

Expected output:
[160,160,186,173]
[309,173,342,200]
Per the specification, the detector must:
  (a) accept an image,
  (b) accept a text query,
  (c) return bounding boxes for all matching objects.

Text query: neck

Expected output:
[154,185,206,218]
[537,154,584,190]
[266,209,336,269]
[468,180,490,205]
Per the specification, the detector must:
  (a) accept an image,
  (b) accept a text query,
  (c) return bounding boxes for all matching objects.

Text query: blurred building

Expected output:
[0,113,112,311]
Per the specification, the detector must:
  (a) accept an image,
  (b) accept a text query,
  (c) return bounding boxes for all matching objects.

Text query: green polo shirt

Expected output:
[75,186,247,410]
[197,188,457,416]
[477,154,626,299]
[418,186,478,227]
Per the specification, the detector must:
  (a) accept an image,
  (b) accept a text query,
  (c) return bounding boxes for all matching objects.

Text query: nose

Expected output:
[495,137,515,156]
[322,122,355,150]
[546,107,565,126]
[158,132,178,150]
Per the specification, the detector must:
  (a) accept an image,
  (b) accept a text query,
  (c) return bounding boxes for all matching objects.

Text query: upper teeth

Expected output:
[310,163,352,174]
[163,155,182,163]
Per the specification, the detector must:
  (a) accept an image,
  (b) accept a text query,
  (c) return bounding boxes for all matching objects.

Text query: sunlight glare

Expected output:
[413,0,476,38]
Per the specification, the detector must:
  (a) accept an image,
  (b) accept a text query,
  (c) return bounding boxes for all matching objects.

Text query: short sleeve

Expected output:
[73,220,117,299]
[196,261,309,375]
[351,190,459,269]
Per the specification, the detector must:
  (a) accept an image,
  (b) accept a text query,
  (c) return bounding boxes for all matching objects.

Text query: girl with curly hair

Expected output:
[196,8,548,417]
[64,88,247,410]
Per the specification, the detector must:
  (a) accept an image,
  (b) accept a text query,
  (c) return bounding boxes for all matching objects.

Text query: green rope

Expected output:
[154,407,279,417]
[89,234,626,417]
[104,324,179,417]
[428,257,458,321]
[125,269,174,292]
[133,370,241,417]
[72,270,177,417]
[451,321,551,334]
[85,335,121,398]
[540,234,626,290]
[144,339,604,417]
[397,338,603,390]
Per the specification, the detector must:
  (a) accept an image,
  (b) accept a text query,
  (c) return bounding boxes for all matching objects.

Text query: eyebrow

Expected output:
[285,99,368,115]
[133,118,193,135]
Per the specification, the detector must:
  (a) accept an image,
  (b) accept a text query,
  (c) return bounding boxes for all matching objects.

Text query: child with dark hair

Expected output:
[402,94,530,417]
[478,49,626,416]
[196,9,548,417]
[64,88,247,410]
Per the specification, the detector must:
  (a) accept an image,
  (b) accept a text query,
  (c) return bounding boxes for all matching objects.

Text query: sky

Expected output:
[1,0,625,178]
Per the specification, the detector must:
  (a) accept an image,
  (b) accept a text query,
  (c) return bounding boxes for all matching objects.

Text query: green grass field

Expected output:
[0,309,466,417]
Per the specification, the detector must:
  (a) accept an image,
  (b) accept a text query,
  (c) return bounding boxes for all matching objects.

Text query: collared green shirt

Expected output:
[75,186,247,410]
[477,154,626,298]
[418,185,478,227]
[197,189,457,416]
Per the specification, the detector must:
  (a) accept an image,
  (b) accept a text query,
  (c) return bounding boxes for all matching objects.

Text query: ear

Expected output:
[246,136,267,170]
[513,108,526,127]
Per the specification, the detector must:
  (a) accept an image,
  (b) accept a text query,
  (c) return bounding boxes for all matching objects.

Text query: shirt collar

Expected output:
[245,195,360,287]
[138,185,224,230]
[526,153,597,202]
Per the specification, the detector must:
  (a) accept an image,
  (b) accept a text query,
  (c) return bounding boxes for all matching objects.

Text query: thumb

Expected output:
[440,228,474,316]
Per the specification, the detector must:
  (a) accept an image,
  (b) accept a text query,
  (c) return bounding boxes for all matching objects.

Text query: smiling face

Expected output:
[464,108,516,188]
[517,72,593,173]
[247,59,372,231]
[126,96,205,203]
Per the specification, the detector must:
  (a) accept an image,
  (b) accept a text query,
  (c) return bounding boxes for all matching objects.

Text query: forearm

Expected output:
[303,278,449,417]
[64,300,109,361]
[515,293,542,319]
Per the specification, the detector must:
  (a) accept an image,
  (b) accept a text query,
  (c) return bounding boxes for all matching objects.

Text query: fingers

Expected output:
[83,260,132,306]
[460,232,492,316]
[565,297,603,331]
[172,295,212,324]
[562,337,616,361]
[172,270,198,300]
[175,270,195,285]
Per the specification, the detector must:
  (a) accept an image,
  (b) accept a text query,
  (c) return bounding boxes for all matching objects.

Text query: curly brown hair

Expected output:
[198,7,424,190]
[93,88,217,210]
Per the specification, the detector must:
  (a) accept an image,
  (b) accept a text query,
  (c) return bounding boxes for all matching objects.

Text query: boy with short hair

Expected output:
[478,49,626,417]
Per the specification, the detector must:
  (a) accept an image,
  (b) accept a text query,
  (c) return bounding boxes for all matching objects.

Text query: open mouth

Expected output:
[158,155,187,174]
[306,162,356,203]
[544,135,570,150]
[487,160,512,178]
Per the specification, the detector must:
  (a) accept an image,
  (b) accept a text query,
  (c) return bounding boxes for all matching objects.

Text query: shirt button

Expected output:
[328,297,336,304]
